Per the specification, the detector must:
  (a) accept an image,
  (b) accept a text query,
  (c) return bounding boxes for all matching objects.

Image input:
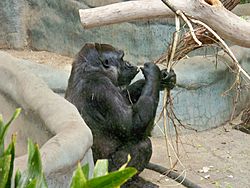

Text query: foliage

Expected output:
[0,109,137,188]
[70,155,137,188]
[240,0,250,3]
[0,108,21,188]
[0,108,47,188]
[15,139,48,188]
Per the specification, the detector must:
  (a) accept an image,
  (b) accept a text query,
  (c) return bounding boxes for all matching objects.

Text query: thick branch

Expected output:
[79,0,250,48]
[147,162,202,188]
[156,0,240,63]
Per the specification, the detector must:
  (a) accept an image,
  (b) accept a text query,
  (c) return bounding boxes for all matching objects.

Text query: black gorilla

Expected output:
[65,43,176,172]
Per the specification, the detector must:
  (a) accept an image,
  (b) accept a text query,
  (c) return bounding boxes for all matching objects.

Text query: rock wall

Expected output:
[0,0,175,63]
[0,0,27,48]
[153,51,250,135]
[0,51,94,187]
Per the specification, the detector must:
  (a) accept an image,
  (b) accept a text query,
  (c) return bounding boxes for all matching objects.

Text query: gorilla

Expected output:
[65,43,176,173]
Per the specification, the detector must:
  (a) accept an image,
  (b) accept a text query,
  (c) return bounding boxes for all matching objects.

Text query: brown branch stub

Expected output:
[204,0,223,6]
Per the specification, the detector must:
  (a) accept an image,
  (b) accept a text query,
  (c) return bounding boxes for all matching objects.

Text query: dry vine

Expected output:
[153,0,250,186]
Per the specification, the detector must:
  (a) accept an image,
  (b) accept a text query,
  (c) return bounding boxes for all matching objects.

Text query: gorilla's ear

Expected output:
[95,43,116,54]
[94,43,102,52]
[77,43,99,64]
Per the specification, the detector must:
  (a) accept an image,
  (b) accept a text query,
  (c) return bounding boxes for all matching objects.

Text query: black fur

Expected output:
[65,43,176,172]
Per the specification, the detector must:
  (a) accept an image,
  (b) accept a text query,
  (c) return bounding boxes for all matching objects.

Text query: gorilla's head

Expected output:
[75,43,139,86]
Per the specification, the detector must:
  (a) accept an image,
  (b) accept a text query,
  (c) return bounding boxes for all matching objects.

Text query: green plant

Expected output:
[70,156,137,188]
[0,108,21,188]
[15,139,48,188]
[0,109,137,188]
[0,109,47,188]
[240,0,250,3]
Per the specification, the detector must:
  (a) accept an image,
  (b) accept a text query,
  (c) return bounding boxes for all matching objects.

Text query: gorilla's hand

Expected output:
[141,62,161,81]
[160,69,176,90]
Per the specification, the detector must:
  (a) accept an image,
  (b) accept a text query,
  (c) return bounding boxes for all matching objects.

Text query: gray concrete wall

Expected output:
[0,52,94,188]
[153,49,250,135]
[0,0,176,63]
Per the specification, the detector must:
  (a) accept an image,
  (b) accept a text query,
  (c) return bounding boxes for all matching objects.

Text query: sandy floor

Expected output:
[5,49,73,71]
[5,49,250,188]
[141,121,250,188]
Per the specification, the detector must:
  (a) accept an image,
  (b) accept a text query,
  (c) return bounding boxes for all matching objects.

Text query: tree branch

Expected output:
[79,0,250,48]
[147,162,202,188]
[156,0,240,64]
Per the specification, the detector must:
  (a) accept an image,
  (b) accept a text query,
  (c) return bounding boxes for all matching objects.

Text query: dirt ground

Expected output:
[5,49,73,71]
[142,121,250,188]
[5,49,250,188]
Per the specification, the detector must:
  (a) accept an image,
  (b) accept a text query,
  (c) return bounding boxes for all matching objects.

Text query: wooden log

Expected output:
[79,0,250,48]
[79,0,176,29]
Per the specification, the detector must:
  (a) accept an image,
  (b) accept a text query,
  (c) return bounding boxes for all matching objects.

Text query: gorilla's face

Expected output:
[77,43,139,86]
[100,50,138,86]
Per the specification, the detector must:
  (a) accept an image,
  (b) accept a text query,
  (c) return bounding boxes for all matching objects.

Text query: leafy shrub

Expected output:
[0,109,137,188]
[240,0,250,4]
[71,156,137,188]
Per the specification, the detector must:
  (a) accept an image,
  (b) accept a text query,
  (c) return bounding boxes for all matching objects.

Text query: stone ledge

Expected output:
[0,51,93,187]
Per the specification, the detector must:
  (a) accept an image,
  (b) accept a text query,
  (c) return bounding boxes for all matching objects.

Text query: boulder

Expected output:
[0,51,94,188]
[0,0,175,63]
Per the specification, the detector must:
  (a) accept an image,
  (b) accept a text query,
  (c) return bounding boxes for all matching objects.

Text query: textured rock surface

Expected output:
[0,0,27,48]
[0,51,93,188]
[154,59,244,135]
[152,47,250,135]
[0,0,175,63]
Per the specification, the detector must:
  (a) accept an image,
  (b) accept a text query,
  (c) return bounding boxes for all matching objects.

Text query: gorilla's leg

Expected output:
[109,138,152,172]
[92,132,120,161]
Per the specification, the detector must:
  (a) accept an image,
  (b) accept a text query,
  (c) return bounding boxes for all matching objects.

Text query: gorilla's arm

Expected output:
[89,65,161,139]
[122,80,144,104]
[90,81,158,139]
[122,68,176,104]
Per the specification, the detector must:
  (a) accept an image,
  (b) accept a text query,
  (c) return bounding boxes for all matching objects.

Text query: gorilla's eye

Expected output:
[102,59,110,68]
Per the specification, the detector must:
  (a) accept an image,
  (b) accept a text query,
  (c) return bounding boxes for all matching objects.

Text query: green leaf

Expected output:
[0,155,11,188]
[0,108,21,157]
[15,169,22,187]
[4,108,21,132]
[0,114,3,132]
[27,139,36,172]
[94,159,108,178]
[27,140,47,188]
[119,154,131,171]
[4,134,16,188]
[16,140,48,188]
[0,114,4,157]
[70,163,87,188]
[26,179,37,188]
[86,167,137,188]
[82,163,90,180]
